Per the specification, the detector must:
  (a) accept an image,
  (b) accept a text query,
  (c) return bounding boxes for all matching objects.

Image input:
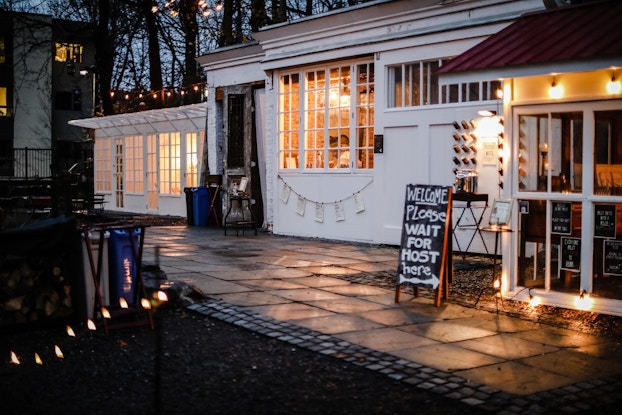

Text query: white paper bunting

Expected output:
[280,182,291,203]
[354,192,365,213]
[315,202,324,223]
[335,201,345,221]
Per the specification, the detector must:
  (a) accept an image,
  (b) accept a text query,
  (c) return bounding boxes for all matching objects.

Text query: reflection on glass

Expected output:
[594,110,622,195]
[518,112,582,193]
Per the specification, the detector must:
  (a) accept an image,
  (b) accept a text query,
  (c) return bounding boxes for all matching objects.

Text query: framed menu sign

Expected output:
[595,204,616,238]
[560,237,581,272]
[604,240,622,276]
[552,202,572,235]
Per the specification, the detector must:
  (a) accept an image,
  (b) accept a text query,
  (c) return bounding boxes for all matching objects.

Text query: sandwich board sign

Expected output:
[395,184,452,306]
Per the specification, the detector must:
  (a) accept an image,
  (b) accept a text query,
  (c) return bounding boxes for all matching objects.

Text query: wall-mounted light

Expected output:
[607,70,621,94]
[478,109,496,117]
[549,76,563,99]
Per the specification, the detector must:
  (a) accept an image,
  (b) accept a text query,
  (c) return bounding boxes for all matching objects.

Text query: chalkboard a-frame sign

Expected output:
[395,184,452,307]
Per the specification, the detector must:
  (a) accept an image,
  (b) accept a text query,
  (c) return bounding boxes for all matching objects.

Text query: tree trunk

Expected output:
[95,0,115,115]
[143,0,164,108]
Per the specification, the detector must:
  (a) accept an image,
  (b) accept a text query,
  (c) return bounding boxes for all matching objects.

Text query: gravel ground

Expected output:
[2,215,622,414]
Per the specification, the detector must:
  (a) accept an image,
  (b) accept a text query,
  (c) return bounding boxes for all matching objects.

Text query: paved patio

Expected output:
[142,225,622,413]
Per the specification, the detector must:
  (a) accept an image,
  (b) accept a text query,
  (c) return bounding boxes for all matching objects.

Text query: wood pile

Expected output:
[0,257,73,326]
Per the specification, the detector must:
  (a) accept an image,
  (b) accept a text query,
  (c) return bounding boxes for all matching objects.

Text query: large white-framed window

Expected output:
[159,132,181,195]
[388,59,502,108]
[94,137,111,193]
[278,59,374,171]
[514,101,622,301]
[125,135,144,194]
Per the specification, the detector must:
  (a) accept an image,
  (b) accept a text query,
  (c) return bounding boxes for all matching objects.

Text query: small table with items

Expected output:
[451,192,489,258]
[224,195,256,236]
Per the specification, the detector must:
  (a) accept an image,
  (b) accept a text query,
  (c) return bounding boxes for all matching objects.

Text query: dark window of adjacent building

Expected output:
[0,35,5,64]
[55,88,81,111]
[227,94,245,168]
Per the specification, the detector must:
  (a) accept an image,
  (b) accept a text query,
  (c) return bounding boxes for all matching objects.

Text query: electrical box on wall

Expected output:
[374,135,383,153]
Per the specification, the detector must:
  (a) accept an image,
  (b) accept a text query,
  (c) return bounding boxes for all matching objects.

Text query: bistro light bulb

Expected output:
[607,71,621,94]
[549,77,563,99]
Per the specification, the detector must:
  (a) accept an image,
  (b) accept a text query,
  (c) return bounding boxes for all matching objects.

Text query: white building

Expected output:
[198,0,544,246]
[70,0,622,316]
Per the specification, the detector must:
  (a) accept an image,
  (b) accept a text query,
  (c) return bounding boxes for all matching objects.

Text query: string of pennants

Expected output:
[278,175,373,223]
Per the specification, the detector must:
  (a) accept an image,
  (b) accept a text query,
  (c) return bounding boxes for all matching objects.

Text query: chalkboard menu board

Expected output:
[604,240,622,276]
[552,202,572,235]
[396,184,451,290]
[560,237,581,272]
[595,204,616,238]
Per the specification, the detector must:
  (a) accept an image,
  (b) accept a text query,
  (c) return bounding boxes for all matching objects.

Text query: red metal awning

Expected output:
[439,1,622,81]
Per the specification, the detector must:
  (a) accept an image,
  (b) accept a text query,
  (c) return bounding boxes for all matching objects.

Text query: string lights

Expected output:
[152,0,224,17]
[6,291,168,367]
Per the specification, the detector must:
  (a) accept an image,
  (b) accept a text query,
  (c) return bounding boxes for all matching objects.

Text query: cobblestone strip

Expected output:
[188,299,622,414]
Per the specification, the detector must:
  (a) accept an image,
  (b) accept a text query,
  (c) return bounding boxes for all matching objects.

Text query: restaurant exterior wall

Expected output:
[253,0,544,246]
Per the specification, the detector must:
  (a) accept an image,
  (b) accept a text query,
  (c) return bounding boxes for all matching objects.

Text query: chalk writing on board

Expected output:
[595,204,616,238]
[604,240,622,276]
[397,184,450,290]
[560,237,581,272]
[551,202,572,235]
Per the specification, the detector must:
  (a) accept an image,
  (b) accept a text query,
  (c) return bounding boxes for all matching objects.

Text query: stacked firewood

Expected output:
[0,258,73,326]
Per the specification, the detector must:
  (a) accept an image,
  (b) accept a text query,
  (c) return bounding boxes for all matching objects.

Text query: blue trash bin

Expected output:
[192,186,209,226]
[108,228,141,306]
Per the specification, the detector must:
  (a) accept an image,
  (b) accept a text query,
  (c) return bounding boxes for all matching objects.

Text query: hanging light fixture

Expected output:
[549,76,563,99]
[607,70,621,94]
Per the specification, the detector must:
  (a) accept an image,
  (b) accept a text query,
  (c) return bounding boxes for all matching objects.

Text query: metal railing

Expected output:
[0,148,53,179]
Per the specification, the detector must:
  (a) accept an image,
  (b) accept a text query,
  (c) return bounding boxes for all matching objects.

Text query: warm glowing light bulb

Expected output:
[141,298,152,309]
[87,319,97,330]
[102,307,111,318]
[55,345,64,359]
[66,325,76,337]
[607,79,621,94]
[549,82,563,99]
[10,351,20,364]
[529,296,540,307]
[157,290,169,302]
[35,353,43,365]
[575,292,594,310]
[119,297,129,309]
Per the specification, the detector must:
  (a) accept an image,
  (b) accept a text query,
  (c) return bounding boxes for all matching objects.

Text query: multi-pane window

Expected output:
[94,138,111,192]
[125,135,143,193]
[279,60,374,171]
[518,112,583,193]
[279,74,300,169]
[388,59,501,107]
[356,62,374,169]
[55,42,83,63]
[185,132,200,187]
[159,132,181,195]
